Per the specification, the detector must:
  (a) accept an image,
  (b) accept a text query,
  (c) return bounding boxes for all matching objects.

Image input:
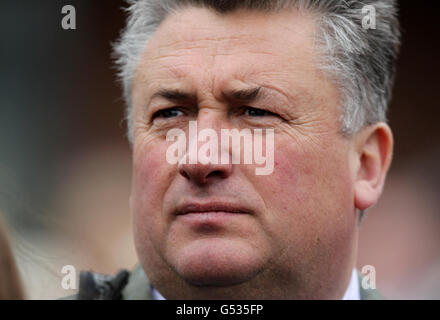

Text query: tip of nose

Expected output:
[179,166,231,185]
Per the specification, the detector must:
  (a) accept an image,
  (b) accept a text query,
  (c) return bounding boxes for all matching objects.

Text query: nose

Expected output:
[178,161,233,185]
[178,111,233,185]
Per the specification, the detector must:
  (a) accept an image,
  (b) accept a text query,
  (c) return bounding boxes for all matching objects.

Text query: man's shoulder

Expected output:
[60,265,153,300]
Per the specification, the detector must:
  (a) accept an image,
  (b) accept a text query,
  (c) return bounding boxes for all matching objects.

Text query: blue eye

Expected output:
[245,107,275,117]
[154,108,184,119]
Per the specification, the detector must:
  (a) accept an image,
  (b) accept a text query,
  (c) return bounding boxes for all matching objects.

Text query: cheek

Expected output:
[253,145,317,212]
[248,137,356,276]
[251,136,355,238]
[133,146,166,200]
[132,143,173,239]
[277,137,351,206]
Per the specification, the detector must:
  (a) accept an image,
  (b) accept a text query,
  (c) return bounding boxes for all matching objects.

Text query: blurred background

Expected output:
[0,0,439,299]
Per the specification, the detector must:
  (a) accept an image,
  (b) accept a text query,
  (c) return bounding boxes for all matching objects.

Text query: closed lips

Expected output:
[176,202,252,215]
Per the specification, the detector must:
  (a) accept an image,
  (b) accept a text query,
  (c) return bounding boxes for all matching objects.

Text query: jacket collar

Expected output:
[122,264,153,300]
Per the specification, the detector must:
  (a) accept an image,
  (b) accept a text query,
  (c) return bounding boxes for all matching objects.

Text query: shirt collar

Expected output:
[152,286,166,300]
[342,268,361,300]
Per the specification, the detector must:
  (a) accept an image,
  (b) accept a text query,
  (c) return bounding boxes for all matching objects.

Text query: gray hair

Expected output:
[113,0,401,143]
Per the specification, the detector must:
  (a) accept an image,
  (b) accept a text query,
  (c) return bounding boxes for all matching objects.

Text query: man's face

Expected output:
[131,7,359,299]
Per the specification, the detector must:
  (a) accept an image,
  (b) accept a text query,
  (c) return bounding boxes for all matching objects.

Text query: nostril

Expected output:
[178,162,233,183]
[206,170,224,179]
[180,169,190,179]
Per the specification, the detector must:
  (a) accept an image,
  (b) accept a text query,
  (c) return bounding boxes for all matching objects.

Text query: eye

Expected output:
[152,108,184,119]
[244,106,277,117]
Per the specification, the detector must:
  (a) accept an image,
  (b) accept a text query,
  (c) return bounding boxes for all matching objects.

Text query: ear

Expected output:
[352,123,394,211]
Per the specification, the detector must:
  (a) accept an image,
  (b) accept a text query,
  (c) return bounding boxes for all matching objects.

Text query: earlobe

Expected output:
[355,180,378,210]
[353,123,393,211]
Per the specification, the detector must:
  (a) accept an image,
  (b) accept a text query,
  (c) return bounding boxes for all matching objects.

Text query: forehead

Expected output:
[133,6,320,99]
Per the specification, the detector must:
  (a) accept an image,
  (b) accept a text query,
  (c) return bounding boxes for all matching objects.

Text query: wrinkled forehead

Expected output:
[133,6,320,97]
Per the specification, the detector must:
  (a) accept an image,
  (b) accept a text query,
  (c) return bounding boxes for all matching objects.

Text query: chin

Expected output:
[167,238,267,286]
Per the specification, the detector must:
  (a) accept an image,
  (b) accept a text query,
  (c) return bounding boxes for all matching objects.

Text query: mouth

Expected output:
[176,201,252,216]
[175,201,252,228]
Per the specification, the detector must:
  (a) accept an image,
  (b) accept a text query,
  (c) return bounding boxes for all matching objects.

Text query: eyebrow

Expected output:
[222,87,262,103]
[150,89,197,103]
[149,86,264,106]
